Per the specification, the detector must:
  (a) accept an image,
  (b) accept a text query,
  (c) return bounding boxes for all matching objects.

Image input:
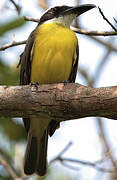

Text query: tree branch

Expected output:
[71,26,117,36]
[0,83,117,120]
[98,7,117,32]
[55,157,115,173]
[89,36,117,52]
[9,0,21,14]
[50,141,116,173]
[0,40,26,51]
[24,16,117,36]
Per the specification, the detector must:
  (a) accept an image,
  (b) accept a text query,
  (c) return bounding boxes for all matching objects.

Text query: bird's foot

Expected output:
[30,82,39,90]
[62,80,70,86]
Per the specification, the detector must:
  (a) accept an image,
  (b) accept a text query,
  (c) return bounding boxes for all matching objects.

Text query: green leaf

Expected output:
[0,59,20,85]
[0,17,26,36]
[0,117,26,141]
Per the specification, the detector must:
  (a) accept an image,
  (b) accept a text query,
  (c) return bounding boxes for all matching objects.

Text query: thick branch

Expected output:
[0,84,117,120]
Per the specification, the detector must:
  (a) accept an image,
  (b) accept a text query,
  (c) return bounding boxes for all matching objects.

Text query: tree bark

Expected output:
[0,83,117,121]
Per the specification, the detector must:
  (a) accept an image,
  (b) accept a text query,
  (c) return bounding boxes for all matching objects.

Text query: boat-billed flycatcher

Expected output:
[19,4,96,176]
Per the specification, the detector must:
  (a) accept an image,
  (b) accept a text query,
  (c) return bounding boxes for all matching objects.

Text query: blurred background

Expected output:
[0,0,117,179]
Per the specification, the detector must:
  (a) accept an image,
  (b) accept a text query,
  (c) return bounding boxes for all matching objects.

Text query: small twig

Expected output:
[98,7,117,32]
[113,17,117,24]
[90,36,117,52]
[96,146,117,165]
[0,40,26,51]
[96,118,117,169]
[60,161,80,171]
[71,26,117,36]
[58,141,73,157]
[0,154,23,180]
[24,16,40,23]
[50,140,117,174]
[9,0,21,14]
[50,141,73,164]
[58,157,115,173]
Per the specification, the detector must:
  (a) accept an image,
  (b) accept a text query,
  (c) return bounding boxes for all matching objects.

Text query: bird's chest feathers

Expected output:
[31,23,77,84]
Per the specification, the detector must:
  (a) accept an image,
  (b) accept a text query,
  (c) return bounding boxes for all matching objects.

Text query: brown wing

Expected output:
[20,30,35,85]
[68,43,79,83]
[19,30,35,133]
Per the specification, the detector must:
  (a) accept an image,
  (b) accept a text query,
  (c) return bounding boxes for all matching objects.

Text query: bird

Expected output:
[19,4,96,176]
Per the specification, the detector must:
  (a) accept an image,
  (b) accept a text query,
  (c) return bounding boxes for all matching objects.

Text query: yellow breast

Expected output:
[31,23,78,84]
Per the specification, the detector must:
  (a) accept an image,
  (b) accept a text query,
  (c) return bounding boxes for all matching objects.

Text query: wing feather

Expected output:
[20,30,35,85]
[19,30,35,132]
[68,43,79,82]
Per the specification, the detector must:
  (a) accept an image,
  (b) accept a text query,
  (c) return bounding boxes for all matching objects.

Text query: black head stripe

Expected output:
[39,6,72,25]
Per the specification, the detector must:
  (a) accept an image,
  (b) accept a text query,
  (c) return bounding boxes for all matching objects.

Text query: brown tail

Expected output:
[36,130,48,176]
[24,130,48,176]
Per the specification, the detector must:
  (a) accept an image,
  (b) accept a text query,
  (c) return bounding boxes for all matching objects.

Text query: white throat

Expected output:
[43,14,77,28]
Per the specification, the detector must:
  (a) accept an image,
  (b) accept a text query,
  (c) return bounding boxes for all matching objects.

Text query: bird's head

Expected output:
[39,4,96,27]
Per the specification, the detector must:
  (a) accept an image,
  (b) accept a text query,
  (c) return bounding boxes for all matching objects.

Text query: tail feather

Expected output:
[24,136,37,175]
[36,130,48,176]
[24,130,48,176]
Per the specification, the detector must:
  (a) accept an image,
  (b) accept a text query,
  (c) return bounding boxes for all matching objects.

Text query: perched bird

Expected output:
[19,4,96,176]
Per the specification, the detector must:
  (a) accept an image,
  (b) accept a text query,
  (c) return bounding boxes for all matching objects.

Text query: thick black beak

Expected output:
[62,4,96,16]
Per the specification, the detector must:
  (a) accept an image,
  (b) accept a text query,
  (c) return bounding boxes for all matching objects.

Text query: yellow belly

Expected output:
[31,23,78,84]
